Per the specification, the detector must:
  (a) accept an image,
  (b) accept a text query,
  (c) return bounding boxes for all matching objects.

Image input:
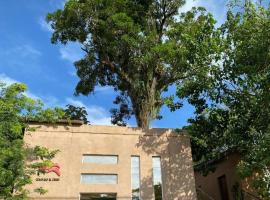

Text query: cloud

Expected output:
[5,44,42,58]
[0,74,113,125]
[0,73,17,85]
[48,0,67,9]
[0,73,40,100]
[0,74,112,125]
[38,17,53,33]
[0,44,42,69]
[179,0,199,13]
[94,86,115,95]
[65,98,112,125]
[178,0,227,25]
[59,43,84,63]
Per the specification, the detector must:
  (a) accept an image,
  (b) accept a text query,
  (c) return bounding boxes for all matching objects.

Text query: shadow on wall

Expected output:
[136,129,197,200]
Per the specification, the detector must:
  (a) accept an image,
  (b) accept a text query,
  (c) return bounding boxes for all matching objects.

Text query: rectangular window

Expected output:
[80,193,117,200]
[81,174,118,184]
[82,155,118,164]
[131,156,140,200]
[152,157,163,200]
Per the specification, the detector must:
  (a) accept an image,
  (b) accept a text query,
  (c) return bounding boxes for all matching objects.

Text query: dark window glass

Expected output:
[80,193,116,200]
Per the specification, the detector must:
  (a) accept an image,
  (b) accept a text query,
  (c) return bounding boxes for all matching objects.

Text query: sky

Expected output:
[0,0,228,128]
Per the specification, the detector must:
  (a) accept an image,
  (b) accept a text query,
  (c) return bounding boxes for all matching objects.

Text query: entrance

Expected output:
[80,193,117,200]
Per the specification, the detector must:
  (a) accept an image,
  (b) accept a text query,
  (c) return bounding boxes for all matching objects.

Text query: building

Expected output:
[194,153,241,200]
[194,153,262,200]
[24,122,197,200]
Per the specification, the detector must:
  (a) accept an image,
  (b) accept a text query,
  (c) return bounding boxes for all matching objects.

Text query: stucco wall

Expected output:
[194,154,241,200]
[24,124,197,200]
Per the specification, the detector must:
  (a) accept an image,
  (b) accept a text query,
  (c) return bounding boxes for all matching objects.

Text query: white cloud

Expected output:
[38,17,53,33]
[179,0,199,13]
[0,74,111,125]
[48,0,67,9]
[42,95,60,108]
[178,0,227,25]
[94,86,115,94]
[59,43,84,63]
[65,98,112,125]
[0,73,40,100]
[5,44,42,58]
[0,73,17,85]
[0,44,42,69]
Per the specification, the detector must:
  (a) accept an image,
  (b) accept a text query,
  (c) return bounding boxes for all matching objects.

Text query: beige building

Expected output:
[195,153,241,200]
[24,122,197,200]
[194,153,262,200]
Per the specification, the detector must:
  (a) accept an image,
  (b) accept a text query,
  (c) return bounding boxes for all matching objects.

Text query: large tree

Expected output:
[47,0,218,129]
[0,83,64,199]
[180,0,270,198]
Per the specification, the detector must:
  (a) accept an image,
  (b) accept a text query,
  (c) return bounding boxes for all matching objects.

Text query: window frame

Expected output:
[82,154,118,165]
[80,173,118,184]
[131,155,141,200]
[152,156,164,200]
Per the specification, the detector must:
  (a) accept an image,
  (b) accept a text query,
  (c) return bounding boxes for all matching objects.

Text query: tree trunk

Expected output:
[133,78,157,130]
[136,107,151,130]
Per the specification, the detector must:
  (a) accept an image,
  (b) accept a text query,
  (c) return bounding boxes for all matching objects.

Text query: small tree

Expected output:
[47,0,218,129]
[64,104,89,124]
[0,83,65,199]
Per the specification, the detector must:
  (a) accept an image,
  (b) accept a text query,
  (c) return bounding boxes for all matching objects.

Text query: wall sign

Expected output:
[40,163,61,176]
[36,178,60,182]
[36,163,61,182]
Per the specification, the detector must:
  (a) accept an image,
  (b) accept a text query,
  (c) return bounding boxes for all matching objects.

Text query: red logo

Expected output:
[40,163,61,177]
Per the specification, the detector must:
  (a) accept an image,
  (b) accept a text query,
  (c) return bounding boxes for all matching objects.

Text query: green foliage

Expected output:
[47,0,218,129]
[64,104,89,124]
[0,82,63,199]
[33,188,48,195]
[182,1,270,198]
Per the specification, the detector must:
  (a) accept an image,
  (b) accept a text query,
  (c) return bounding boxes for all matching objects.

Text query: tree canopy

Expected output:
[182,1,270,198]
[47,0,218,129]
[0,83,64,199]
[64,104,89,124]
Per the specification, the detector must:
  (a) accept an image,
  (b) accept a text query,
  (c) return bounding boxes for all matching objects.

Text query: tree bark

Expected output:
[132,78,157,130]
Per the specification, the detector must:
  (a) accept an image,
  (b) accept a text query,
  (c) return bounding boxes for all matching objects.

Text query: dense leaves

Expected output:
[47,0,218,129]
[0,83,64,199]
[183,1,270,198]
[64,104,89,124]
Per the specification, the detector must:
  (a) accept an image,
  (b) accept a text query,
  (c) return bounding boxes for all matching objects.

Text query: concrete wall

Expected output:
[24,124,197,200]
[194,154,241,200]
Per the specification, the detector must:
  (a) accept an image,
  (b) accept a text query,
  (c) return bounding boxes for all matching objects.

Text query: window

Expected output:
[131,156,140,200]
[81,174,118,184]
[80,193,117,200]
[82,155,118,164]
[152,157,163,200]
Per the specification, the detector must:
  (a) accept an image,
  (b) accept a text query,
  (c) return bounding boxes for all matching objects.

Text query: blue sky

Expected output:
[0,0,227,128]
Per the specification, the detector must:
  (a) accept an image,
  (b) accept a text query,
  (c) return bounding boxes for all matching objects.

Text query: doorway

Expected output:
[80,193,117,200]
[218,175,230,200]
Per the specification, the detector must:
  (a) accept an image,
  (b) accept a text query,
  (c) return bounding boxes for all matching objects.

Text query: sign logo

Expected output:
[40,163,61,177]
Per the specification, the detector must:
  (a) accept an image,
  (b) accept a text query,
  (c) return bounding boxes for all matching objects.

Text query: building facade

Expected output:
[24,123,197,200]
[194,153,262,200]
[194,153,241,200]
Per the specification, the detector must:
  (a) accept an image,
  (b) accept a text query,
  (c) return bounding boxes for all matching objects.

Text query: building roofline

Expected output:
[27,119,85,125]
[193,149,238,171]
[27,121,190,137]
